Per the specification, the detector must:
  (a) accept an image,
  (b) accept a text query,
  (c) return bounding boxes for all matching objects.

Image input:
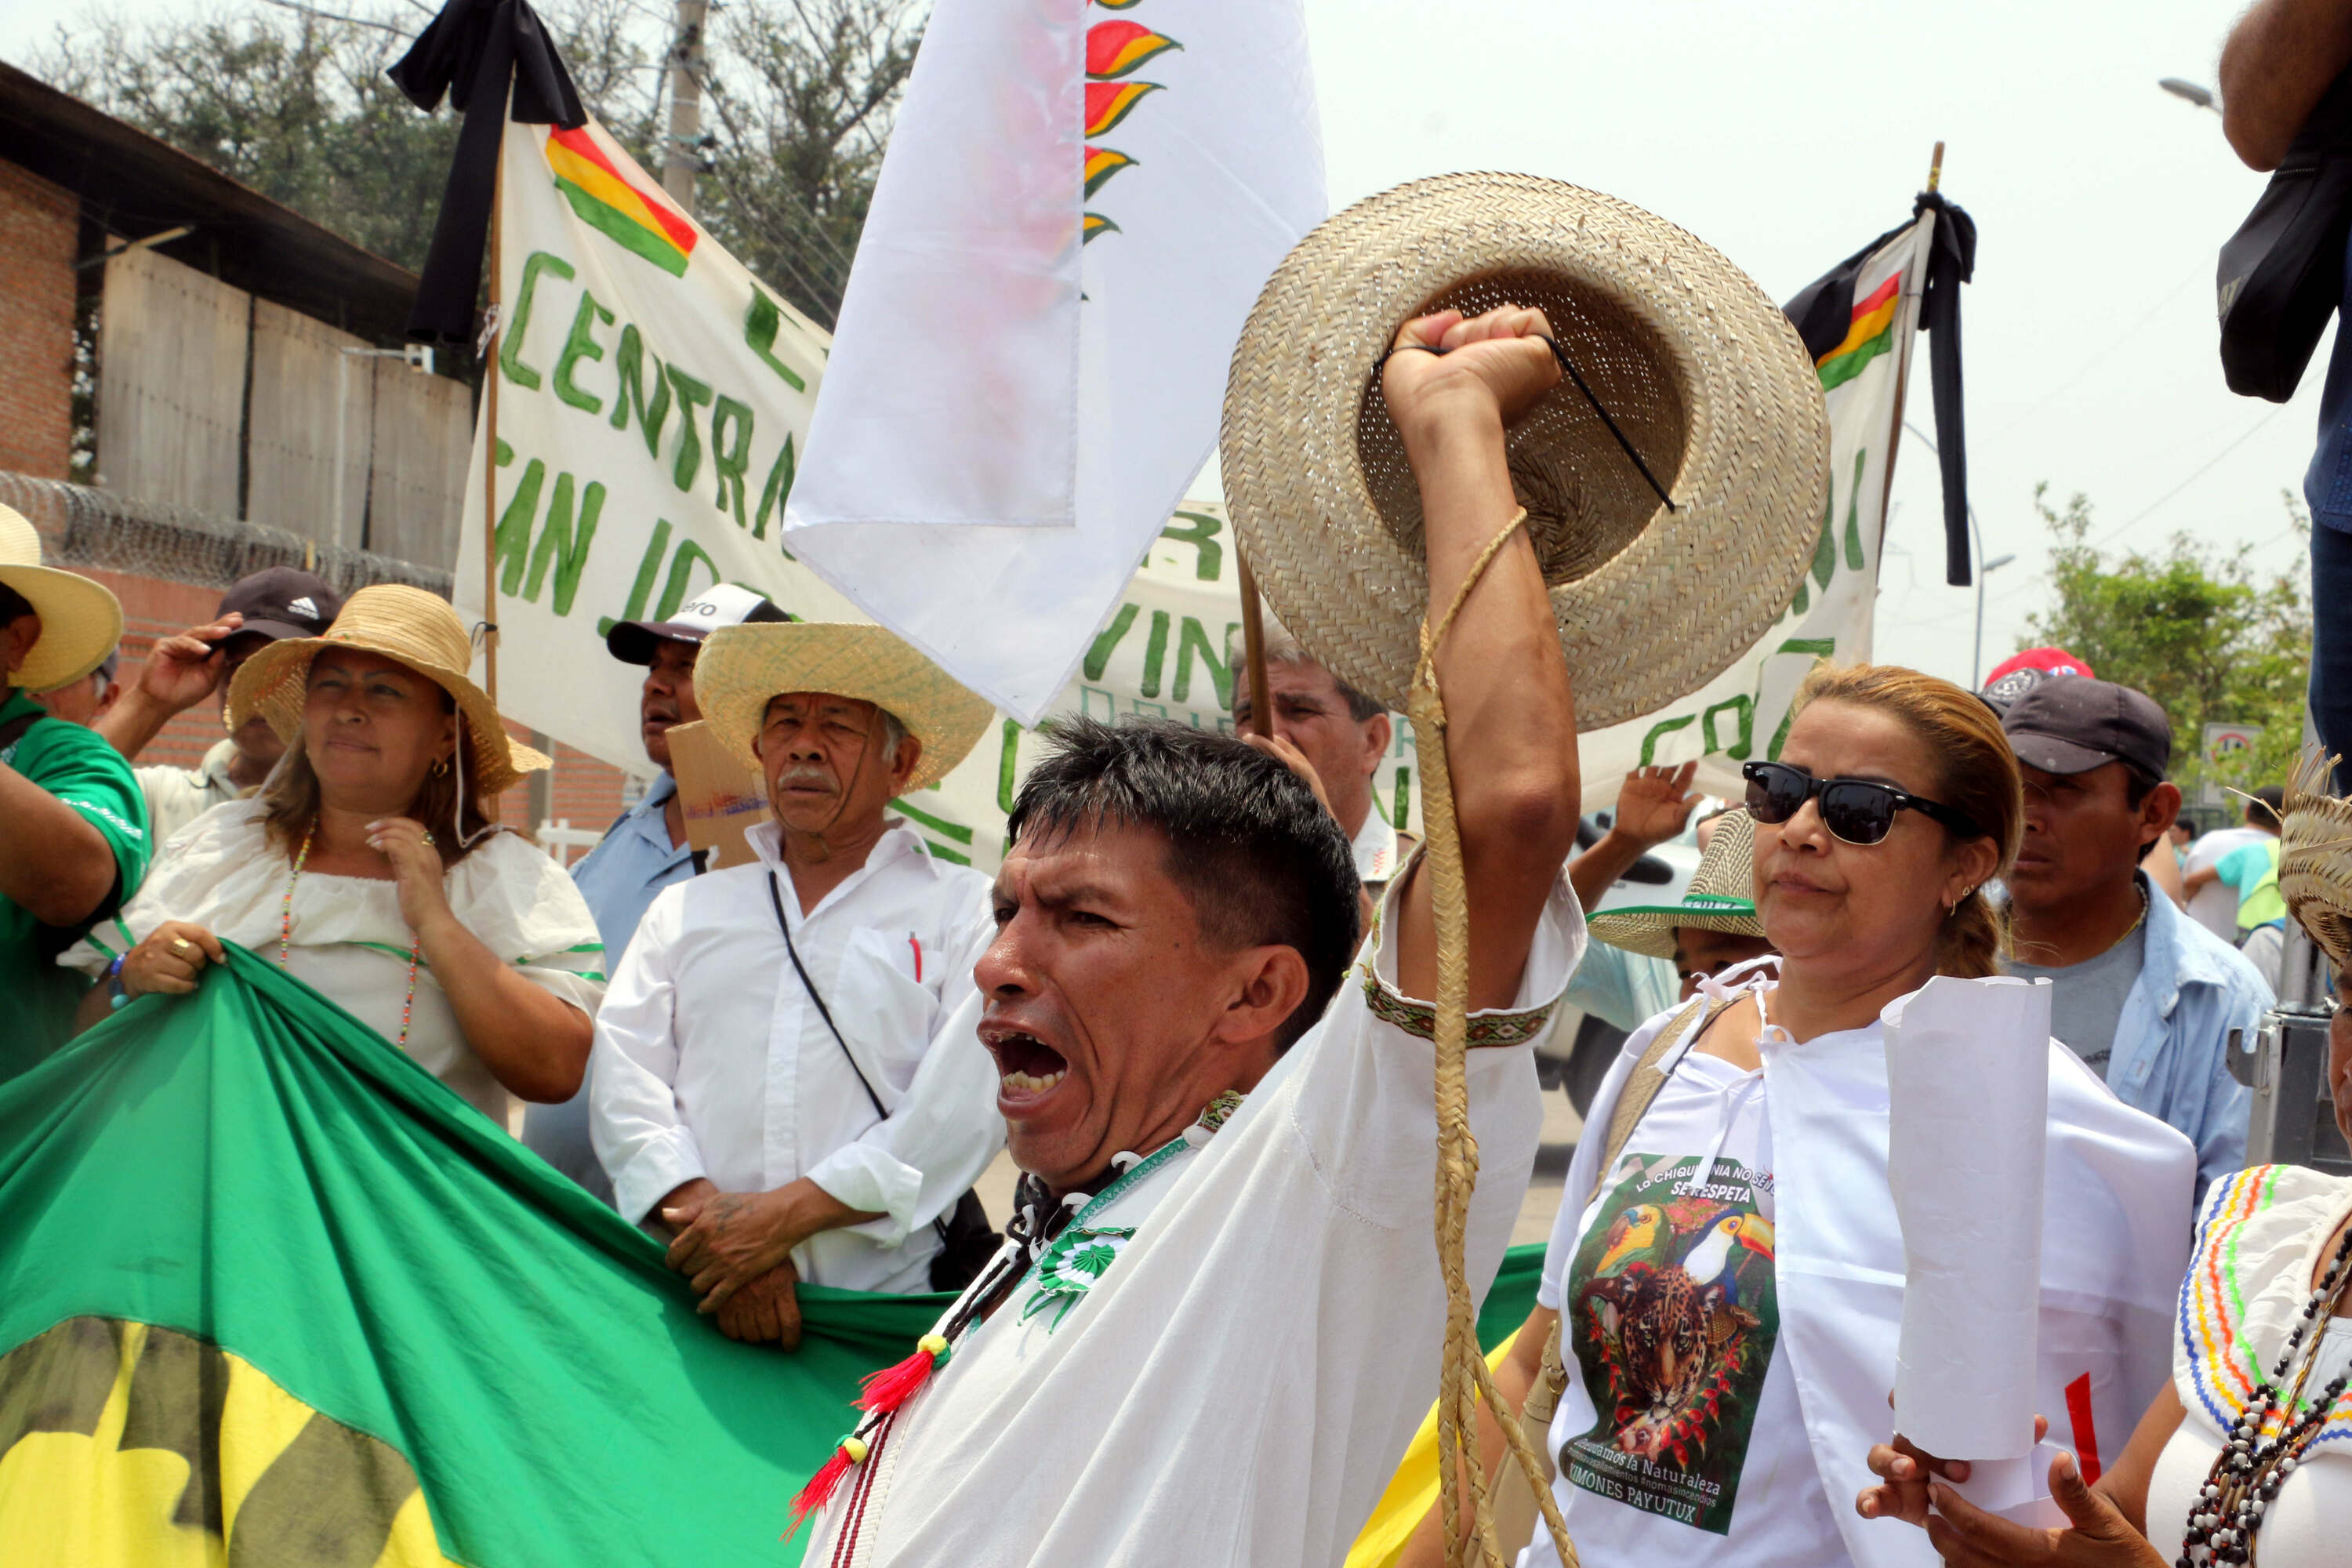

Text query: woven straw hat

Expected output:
[227,584,550,796]
[695,622,993,793]
[0,504,123,693]
[2281,750,2352,975]
[1586,808,1767,960]
[1221,172,1831,726]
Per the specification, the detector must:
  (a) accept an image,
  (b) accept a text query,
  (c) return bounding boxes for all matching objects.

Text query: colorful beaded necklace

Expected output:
[2178,1221,2352,1566]
[282,821,423,1048]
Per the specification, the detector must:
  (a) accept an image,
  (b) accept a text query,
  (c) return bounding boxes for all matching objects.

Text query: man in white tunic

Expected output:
[798,306,1588,1565]
[591,624,1004,1341]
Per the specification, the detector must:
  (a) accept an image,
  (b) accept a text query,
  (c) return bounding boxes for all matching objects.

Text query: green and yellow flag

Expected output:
[0,946,943,1565]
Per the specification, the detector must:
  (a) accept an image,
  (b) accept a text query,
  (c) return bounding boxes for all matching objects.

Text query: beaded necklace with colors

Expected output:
[282,820,423,1048]
[2179,1221,2352,1566]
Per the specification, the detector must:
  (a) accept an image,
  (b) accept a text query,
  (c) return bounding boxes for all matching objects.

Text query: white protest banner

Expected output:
[456,111,837,771]
[781,0,1325,722]
[1573,215,1935,811]
[453,107,1404,872]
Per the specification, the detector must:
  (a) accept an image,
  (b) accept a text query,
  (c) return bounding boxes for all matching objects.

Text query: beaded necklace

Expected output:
[282,821,423,1048]
[2179,1221,2352,1566]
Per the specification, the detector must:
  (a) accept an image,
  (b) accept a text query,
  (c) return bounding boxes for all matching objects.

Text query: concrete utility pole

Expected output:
[662,0,710,216]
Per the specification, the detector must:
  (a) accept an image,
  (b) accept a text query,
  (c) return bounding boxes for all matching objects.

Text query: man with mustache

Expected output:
[793,306,1588,1565]
[590,622,1005,1340]
[525,585,788,1200]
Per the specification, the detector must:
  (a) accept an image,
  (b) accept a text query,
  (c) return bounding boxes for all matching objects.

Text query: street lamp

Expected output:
[2160,78,2220,112]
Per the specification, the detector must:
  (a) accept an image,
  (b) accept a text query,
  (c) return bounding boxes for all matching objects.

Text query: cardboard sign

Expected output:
[665,720,769,871]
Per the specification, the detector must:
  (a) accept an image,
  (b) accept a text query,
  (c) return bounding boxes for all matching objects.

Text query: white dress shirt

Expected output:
[800,869,1581,1566]
[590,818,1002,1291]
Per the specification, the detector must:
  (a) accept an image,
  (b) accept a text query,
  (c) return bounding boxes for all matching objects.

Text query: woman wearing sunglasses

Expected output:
[1403,663,2196,1568]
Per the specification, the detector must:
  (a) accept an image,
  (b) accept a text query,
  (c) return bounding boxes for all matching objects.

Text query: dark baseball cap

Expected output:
[606,583,789,665]
[2002,676,2172,779]
[214,568,341,644]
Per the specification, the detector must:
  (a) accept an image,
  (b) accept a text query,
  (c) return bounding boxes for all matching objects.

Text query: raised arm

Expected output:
[94,614,241,761]
[2220,0,2352,170]
[1384,307,1585,1011]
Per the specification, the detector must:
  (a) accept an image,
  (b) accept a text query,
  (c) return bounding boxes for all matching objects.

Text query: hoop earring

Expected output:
[433,756,452,777]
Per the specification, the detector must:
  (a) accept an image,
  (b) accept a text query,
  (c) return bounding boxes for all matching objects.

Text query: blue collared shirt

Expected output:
[568,773,697,970]
[524,772,698,1204]
[2101,874,2272,1203]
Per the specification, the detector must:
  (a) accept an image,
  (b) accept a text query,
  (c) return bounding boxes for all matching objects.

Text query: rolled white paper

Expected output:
[1883,974,2052,1462]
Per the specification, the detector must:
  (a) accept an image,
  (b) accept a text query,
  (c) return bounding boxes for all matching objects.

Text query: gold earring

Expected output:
[433,757,452,777]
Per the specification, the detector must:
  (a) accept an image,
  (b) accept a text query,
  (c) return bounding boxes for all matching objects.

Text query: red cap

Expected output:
[1985,647,2095,686]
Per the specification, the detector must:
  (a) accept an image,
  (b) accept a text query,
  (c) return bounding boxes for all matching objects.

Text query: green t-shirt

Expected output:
[2,689,151,1074]
[2216,836,2286,932]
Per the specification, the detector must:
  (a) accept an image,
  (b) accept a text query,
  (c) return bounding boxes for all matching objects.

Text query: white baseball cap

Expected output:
[604,583,788,665]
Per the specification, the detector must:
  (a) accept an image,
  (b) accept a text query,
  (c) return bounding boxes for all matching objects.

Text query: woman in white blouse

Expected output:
[1403,662,2196,1568]
[1858,850,2352,1567]
[67,586,601,1127]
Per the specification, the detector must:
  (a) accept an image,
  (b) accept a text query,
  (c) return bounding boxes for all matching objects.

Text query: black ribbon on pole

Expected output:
[1912,191,1977,587]
[389,0,586,346]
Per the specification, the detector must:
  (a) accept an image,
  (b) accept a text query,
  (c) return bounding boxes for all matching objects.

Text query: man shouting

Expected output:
[797,305,1588,1565]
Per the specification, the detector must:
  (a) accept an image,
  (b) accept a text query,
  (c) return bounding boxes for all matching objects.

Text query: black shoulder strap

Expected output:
[768,871,887,1120]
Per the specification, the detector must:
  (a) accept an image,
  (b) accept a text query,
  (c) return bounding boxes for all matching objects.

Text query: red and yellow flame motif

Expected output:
[1081,0,1178,245]
[1083,146,1135,198]
[1087,20,1180,78]
[1083,80,1161,137]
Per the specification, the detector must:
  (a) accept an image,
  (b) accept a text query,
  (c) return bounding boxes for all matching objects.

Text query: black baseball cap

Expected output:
[605,583,789,664]
[2002,677,2172,779]
[213,568,341,644]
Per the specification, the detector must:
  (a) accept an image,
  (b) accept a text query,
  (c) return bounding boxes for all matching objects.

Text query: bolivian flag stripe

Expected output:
[1813,273,1900,390]
[546,127,698,277]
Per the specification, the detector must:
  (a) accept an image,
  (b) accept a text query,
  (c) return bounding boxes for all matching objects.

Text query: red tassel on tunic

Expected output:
[855,1334,947,1415]
[785,1437,864,1541]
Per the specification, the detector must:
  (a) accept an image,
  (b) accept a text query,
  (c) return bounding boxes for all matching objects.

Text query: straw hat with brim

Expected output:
[227,584,550,797]
[0,504,123,694]
[695,622,993,793]
[1221,172,1832,727]
[2280,750,2352,974]
[1587,808,1767,960]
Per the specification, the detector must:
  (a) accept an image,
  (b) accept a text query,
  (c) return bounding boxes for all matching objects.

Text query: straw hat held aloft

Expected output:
[1221,172,1831,728]
[228,585,550,798]
[695,622,993,796]
[0,504,124,694]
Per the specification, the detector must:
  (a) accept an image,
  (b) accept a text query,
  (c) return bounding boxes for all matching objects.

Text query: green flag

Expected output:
[0,943,944,1566]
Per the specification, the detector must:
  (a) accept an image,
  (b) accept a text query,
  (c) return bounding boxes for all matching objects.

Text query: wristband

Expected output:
[105,952,130,1011]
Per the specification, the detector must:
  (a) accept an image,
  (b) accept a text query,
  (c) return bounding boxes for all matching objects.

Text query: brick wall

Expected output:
[0,161,78,481]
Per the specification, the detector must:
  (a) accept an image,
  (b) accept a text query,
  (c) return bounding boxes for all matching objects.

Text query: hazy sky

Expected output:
[4,0,2317,692]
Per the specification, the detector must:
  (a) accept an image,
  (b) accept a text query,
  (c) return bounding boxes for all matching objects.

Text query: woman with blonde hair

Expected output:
[66,586,602,1126]
[1401,663,2197,1568]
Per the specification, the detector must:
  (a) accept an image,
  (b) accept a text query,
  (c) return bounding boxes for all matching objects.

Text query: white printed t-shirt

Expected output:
[800,868,1584,1567]
[1524,1003,1843,1566]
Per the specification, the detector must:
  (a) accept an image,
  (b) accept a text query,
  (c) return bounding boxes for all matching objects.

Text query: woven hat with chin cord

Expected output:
[1220,172,1832,728]
[695,622,993,793]
[2280,749,2352,975]
[227,584,550,798]
[0,504,123,694]
[1587,806,1767,960]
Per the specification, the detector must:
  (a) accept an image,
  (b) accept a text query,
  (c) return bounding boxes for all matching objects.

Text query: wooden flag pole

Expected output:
[481,116,506,709]
[1236,549,1275,740]
[1927,139,1945,192]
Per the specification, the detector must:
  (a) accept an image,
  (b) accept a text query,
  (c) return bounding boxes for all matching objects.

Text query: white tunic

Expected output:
[64,798,604,1126]
[590,819,1000,1292]
[801,869,1582,1567]
[2144,1164,2352,1568]
[1523,972,2198,1568]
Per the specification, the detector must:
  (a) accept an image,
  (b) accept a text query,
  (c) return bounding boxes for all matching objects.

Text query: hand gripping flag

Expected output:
[0,948,945,1566]
[779,0,1326,722]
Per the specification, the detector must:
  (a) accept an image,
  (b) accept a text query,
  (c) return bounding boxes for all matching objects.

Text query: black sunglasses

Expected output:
[1740,760,1981,847]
